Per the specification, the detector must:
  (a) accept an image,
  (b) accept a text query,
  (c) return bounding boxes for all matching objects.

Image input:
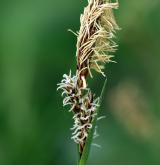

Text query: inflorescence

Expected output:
[57,0,119,154]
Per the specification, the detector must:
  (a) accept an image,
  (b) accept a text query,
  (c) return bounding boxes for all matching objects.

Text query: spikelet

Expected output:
[58,71,100,144]
[76,0,119,78]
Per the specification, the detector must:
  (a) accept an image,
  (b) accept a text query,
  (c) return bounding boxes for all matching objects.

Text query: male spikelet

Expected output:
[76,0,119,81]
[58,0,119,155]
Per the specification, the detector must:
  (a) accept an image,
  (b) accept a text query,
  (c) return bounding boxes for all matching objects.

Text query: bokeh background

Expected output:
[0,0,160,165]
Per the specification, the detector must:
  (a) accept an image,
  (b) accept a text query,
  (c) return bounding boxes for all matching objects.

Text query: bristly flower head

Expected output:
[57,0,119,155]
[58,71,100,144]
[76,0,119,78]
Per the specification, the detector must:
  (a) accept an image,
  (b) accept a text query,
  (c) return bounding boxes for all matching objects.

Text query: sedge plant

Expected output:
[57,0,119,164]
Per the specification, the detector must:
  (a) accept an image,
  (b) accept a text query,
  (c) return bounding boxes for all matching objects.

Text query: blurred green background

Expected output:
[0,0,160,165]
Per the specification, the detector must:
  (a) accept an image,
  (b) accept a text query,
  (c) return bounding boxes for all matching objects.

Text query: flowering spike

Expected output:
[76,0,119,79]
[57,0,119,156]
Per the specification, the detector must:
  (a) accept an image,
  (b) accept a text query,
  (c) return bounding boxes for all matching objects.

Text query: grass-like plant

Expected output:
[58,0,119,164]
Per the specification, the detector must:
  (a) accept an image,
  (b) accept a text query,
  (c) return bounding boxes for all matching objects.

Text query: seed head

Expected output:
[76,0,119,78]
[57,0,119,153]
[57,71,100,144]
